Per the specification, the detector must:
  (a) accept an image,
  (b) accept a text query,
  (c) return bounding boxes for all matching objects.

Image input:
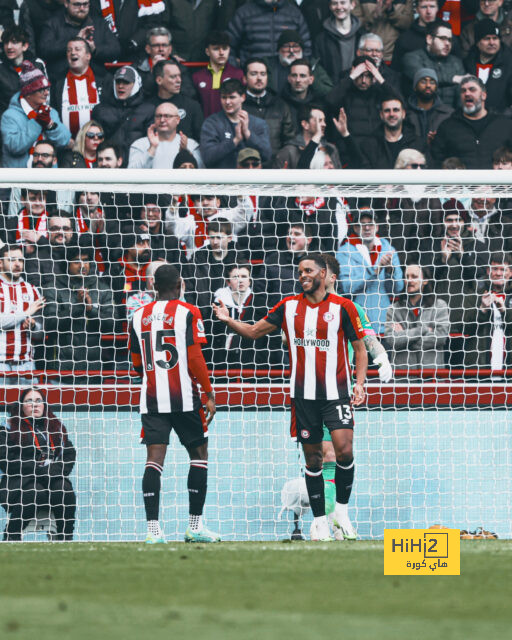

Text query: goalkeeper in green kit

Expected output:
[314,254,392,540]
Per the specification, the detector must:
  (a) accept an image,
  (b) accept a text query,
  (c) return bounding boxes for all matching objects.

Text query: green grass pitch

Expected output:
[1,541,511,640]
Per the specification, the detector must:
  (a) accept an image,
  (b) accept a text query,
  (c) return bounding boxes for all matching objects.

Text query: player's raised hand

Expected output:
[352,383,366,406]
[204,392,216,426]
[212,300,230,322]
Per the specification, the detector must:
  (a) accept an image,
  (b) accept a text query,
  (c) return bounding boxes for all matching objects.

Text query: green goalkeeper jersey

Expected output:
[348,302,376,365]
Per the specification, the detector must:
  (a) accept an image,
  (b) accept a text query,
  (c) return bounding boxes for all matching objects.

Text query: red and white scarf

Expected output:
[20,97,44,156]
[100,0,117,33]
[75,207,106,273]
[137,0,166,17]
[295,196,325,216]
[61,67,99,137]
[16,208,49,243]
[347,234,382,266]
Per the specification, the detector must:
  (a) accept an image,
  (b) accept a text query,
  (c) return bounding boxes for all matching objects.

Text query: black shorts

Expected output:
[141,406,208,447]
[291,397,354,443]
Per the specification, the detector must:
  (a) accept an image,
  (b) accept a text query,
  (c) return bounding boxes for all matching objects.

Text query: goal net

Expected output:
[0,168,510,541]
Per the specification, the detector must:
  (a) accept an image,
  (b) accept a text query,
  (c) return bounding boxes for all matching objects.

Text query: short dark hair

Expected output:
[20,188,47,200]
[1,25,29,45]
[493,145,512,165]
[207,219,232,236]
[67,36,92,55]
[206,30,230,47]
[298,104,325,125]
[0,244,23,259]
[380,93,406,110]
[33,139,57,154]
[220,78,245,96]
[154,264,181,294]
[490,252,512,266]
[225,261,251,278]
[289,58,313,74]
[321,254,340,278]
[153,59,180,79]
[97,140,123,160]
[298,253,327,271]
[289,221,314,237]
[351,55,374,69]
[244,57,268,74]
[442,156,466,170]
[427,19,452,38]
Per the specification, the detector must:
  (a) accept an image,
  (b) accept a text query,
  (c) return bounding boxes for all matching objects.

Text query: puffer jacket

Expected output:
[244,90,296,161]
[228,0,312,66]
[166,0,224,61]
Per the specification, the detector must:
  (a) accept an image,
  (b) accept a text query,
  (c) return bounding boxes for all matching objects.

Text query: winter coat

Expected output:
[336,236,405,333]
[166,0,225,61]
[193,63,245,117]
[280,83,326,129]
[464,46,512,114]
[228,0,312,66]
[267,55,333,98]
[0,91,71,168]
[147,93,204,141]
[38,8,120,82]
[391,19,428,70]
[200,109,272,168]
[430,109,512,168]
[402,48,464,108]
[360,122,425,169]
[43,272,116,367]
[384,296,450,367]
[19,0,63,56]
[135,55,196,100]
[406,94,453,142]
[0,54,46,114]
[353,0,414,61]
[460,9,512,55]
[244,90,296,161]
[314,15,364,83]
[92,72,155,153]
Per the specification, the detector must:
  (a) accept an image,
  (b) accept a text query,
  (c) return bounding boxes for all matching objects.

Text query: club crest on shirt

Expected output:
[323,312,334,322]
[492,68,502,79]
[22,294,30,302]
[197,319,205,332]
[301,429,310,439]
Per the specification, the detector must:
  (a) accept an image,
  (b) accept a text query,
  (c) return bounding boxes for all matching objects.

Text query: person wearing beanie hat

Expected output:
[402,19,465,108]
[463,18,512,113]
[460,0,512,55]
[0,60,71,168]
[173,149,198,169]
[407,66,453,143]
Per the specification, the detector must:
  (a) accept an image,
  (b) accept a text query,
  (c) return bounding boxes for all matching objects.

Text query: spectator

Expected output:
[464,251,512,368]
[126,260,165,320]
[97,140,123,168]
[281,58,326,128]
[166,0,224,62]
[200,78,272,169]
[0,25,46,115]
[267,29,333,98]
[173,149,198,169]
[430,74,512,168]
[314,0,363,83]
[353,0,413,61]
[38,0,120,83]
[128,102,201,169]
[112,225,151,311]
[405,67,453,144]
[0,244,44,379]
[135,27,195,98]
[92,66,155,151]
[402,20,464,108]
[228,0,312,67]
[392,0,439,68]
[0,387,76,541]
[19,0,63,56]
[300,0,332,38]
[44,245,115,373]
[51,37,100,137]
[11,188,51,246]
[432,205,482,364]
[463,19,512,114]
[493,144,512,169]
[355,32,402,93]
[465,195,512,253]
[243,57,295,163]
[150,60,203,141]
[337,207,404,333]
[361,95,424,169]
[325,55,390,142]
[59,120,104,168]
[192,30,244,118]
[460,0,512,54]
[384,262,449,367]
[1,61,70,168]
[138,193,182,264]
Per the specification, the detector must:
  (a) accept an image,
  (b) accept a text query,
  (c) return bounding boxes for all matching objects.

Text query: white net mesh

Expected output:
[0,169,510,541]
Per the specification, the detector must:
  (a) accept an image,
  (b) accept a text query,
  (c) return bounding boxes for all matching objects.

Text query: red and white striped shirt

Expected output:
[265,293,364,400]
[130,299,207,414]
[0,276,41,363]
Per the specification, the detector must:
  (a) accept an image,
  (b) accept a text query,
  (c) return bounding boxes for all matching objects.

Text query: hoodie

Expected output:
[314,15,363,83]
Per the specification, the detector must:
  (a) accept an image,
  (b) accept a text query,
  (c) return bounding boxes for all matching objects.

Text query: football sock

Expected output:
[147,520,163,537]
[323,461,336,515]
[143,462,162,522]
[305,466,325,517]
[335,458,354,504]
[188,460,208,517]
[188,514,203,532]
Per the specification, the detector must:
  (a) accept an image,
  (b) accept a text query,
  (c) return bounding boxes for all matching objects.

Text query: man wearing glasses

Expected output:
[38,0,120,83]
[128,102,202,168]
[402,19,464,108]
[0,61,70,168]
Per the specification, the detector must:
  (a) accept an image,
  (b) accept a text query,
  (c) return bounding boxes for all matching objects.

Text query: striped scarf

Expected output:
[62,67,99,137]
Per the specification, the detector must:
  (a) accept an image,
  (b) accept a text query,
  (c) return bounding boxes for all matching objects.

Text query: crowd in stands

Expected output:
[1,0,512,377]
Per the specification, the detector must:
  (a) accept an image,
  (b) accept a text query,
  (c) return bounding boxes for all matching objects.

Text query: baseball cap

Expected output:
[114,65,137,83]
[237,148,261,164]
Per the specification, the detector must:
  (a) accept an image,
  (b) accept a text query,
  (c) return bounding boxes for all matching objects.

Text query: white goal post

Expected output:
[0,169,510,542]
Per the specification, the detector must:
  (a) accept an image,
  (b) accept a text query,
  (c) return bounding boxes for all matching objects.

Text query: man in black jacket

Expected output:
[243,57,295,164]
[430,74,512,168]
[281,58,326,128]
[391,0,439,69]
[406,67,453,144]
[38,0,120,82]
